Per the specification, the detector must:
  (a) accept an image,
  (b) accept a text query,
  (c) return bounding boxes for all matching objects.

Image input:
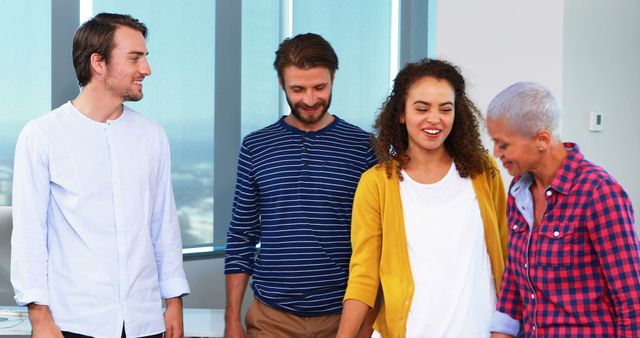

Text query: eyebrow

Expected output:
[412,100,453,106]
[128,51,149,56]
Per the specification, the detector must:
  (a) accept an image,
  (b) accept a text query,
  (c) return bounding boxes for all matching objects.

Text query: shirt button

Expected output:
[546,190,552,197]
[512,225,518,230]
[531,293,535,299]
[553,231,560,237]
[532,325,537,330]
[524,263,528,269]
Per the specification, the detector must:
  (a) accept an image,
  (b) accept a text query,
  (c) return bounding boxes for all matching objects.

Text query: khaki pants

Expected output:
[245,299,340,338]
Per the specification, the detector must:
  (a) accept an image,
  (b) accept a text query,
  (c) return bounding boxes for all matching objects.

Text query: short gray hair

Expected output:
[486,81,561,138]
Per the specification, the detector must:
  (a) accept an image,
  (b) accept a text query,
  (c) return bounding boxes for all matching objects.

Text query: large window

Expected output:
[92,1,216,248]
[2,0,430,254]
[0,2,51,206]
[241,0,395,134]
[292,0,394,130]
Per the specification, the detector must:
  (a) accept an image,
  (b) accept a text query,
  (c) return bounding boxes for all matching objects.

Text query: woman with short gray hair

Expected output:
[487,82,640,337]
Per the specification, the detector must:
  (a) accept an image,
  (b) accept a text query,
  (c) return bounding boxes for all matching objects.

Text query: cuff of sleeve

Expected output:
[489,310,520,336]
[14,288,49,307]
[160,278,191,299]
[343,286,378,308]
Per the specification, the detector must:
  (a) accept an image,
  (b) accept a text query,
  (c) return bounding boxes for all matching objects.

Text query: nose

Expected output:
[302,90,317,106]
[425,110,439,124]
[140,57,152,76]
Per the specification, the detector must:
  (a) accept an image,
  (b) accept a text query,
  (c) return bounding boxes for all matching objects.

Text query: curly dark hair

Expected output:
[373,58,495,179]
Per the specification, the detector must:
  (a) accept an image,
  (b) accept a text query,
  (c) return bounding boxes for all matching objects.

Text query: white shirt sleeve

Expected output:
[149,129,190,299]
[10,121,52,306]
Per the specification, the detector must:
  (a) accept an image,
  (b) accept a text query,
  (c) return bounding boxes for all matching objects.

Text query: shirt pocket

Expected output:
[536,223,574,266]
[507,221,529,254]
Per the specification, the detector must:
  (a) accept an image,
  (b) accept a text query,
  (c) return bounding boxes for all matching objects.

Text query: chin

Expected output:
[125,95,143,102]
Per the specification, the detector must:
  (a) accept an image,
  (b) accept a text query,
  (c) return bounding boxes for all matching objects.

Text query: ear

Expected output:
[278,77,285,90]
[535,129,553,150]
[90,52,107,77]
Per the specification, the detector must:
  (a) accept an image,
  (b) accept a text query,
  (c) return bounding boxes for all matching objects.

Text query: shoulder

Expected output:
[360,163,395,185]
[18,104,70,142]
[242,120,283,145]
[123,106,164,130]
[471,153,501,182]
[578,158,627,199]
[332,117,371,139]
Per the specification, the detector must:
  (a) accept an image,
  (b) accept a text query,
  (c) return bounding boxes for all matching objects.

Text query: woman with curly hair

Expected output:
[336,59,512,338]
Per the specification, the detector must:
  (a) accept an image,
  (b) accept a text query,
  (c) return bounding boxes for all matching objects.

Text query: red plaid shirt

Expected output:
[496,143,640,337]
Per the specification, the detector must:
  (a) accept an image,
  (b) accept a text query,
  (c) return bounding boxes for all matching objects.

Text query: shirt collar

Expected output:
[548,142,582,195]
[510,142,582,197]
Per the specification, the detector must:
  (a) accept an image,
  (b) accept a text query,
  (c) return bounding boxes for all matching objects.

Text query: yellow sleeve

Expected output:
[343,170,383,308]
[488,157,509,261]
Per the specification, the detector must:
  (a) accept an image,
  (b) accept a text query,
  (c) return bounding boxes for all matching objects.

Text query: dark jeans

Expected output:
[62,325,163,338]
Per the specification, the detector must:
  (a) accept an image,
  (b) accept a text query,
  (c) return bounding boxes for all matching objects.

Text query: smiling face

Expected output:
[103,25,151,102]
[281,65,333,130]
[487,116,541,176]
[400,76,455,156]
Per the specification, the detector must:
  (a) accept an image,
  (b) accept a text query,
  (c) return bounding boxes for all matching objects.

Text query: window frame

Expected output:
[39,0,436,258]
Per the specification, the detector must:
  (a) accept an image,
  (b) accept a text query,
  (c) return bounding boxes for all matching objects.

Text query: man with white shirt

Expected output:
[11,13,189,338]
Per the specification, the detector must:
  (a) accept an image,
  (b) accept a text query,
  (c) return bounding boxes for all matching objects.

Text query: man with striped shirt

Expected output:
[224,33,377,338]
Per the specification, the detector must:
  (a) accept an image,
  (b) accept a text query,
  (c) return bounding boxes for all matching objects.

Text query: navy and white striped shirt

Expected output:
[225,116,376,316]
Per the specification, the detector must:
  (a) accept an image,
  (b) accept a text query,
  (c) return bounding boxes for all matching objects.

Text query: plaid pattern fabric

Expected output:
[497,143,640,337]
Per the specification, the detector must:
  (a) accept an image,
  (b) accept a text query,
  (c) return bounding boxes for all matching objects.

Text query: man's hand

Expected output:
[164,297,184,338]
[28,304,64,338]
[224,317,247,338]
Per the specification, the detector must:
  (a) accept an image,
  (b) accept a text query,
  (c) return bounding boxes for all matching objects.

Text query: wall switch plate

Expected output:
[589,111,604,132]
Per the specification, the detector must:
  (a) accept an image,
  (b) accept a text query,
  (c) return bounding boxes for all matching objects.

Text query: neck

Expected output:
[72,84,124,123]
[284,112,334,132]
[530,140,568,189]
[403,146,453,184]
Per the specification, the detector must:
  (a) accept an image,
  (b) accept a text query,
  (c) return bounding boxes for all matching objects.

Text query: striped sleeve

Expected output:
[224,138,261,274]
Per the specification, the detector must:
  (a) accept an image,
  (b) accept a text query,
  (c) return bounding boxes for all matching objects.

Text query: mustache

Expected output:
[296,102,325,109]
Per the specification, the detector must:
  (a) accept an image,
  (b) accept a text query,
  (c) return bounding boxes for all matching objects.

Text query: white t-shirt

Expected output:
[399,163,495,338]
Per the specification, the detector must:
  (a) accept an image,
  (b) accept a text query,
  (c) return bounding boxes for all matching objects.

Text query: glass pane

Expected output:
[0,2,51,206]
[241,0,281,137]
[293,0,392,131]
[92,1,216,247]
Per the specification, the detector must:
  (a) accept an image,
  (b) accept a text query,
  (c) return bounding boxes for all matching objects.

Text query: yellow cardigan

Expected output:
[343,159,508,338]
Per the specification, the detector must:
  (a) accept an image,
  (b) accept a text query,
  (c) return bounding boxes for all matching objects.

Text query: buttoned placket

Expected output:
[526,187,555,336]
[301,134,311,168]
[105,121,128,324]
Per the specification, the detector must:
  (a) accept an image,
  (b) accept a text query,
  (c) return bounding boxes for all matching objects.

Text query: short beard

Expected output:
[124,92,143,102]
[286,93,332,126]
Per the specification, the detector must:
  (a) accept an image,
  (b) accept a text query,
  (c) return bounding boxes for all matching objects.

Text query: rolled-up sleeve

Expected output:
[150,130,190,299]
[225,140,261,274]
[10,122,52,306]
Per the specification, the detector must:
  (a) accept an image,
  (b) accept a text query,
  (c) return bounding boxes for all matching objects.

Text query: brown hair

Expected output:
[273,33,338,81]
[73,12,147,87]
[374,58,495,179]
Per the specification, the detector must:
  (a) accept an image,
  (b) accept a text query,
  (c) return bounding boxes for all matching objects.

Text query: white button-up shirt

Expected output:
[11,102,190,338]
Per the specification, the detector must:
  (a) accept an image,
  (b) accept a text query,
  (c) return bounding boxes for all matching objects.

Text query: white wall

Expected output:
[562,0,640,216]
[182,256,253,314]
[436,0,639,222]
[435,0,564,123]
